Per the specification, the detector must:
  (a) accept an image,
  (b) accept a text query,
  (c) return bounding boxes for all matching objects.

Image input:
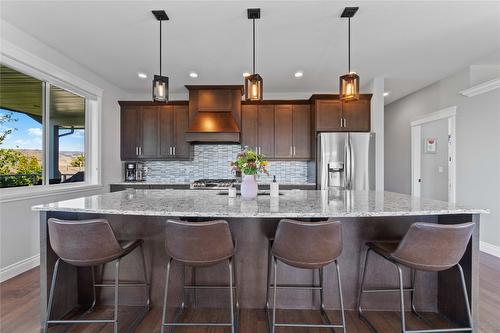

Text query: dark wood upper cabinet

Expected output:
[172,105,191,158]
[119,101,191,161]
[292,105,311,159]
[342,99,371,132]
[273,104,311,159]
[159,106,174,157]
[257,105,275,158]
[315,100,343,132]
[140,106,160,158]
[274,105,293,158]
[120,106,140,160]
[311,94,371,132]
[241,104,275,158]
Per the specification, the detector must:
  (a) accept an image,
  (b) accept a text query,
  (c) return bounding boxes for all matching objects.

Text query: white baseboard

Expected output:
[0,254,40,283]
[480,241,500,258]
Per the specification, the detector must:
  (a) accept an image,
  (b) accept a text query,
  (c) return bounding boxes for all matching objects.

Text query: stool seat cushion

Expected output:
[48,218,143,267]
[367,222,475,272]
[165,219,234,267]
[272,219,342,269]
[366,241,399,259]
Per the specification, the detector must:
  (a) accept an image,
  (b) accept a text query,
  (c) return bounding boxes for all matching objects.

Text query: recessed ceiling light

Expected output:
[243,72,251,78]
[294,71,304,78]
[137,72,147,79]
[189,71,198,78]
[383,91,390,97]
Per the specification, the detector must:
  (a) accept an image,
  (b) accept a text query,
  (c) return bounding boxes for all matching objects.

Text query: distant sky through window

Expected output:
[0,108,84,152]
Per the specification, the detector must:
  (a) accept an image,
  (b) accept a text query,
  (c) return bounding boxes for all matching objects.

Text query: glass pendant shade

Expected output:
[245,74,263,101]
[153,75,169,102]
[339,72,359,102]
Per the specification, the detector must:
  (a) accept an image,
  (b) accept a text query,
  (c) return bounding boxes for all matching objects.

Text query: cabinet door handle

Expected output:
[259,147,261,154]
[344,117,347,128]
[135,147,139,155]
[173,146,176,155]
[293,146,296,156]
[139,147,142,155]
[169,147,172,155]
[340,118,343,128]
[290,146,293,156]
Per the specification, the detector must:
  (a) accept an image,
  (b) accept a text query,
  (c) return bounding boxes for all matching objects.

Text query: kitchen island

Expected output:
[33,189,487,330]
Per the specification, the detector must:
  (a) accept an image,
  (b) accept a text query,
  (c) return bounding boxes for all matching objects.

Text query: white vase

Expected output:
[241,174,258,200]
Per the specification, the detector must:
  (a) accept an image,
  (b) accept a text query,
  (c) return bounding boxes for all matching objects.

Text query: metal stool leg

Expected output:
[45,258,61,332]
[229,258,236,333]
[265,241,273,333]
[395,263,407,333]
[160,258,172,333]
[319,267,336,333]
[335,260,347,333]
[458,264,473,329]
[271,256,278,333]
[139,243,150,309]
[113,259,120,333]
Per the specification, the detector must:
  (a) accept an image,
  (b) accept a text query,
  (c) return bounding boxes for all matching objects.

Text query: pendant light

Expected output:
[245,8,263,101]
[152,10,169,102]
[339,7,360,102]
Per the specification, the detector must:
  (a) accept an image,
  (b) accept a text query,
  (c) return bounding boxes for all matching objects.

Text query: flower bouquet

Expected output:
[230,147,269,199]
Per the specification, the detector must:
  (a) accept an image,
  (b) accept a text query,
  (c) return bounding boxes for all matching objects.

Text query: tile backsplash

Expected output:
[144,144,311,184]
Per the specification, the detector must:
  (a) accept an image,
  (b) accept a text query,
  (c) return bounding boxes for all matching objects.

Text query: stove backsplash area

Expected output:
[144,144,310,183]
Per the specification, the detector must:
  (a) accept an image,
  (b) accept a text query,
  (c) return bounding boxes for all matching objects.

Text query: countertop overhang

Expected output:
[32,189,488,218]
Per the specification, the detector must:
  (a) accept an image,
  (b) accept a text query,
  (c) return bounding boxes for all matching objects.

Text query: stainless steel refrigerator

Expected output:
[317,132,375,190]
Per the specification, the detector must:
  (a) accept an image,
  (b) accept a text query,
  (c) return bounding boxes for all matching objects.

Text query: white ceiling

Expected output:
[1,1,500,104]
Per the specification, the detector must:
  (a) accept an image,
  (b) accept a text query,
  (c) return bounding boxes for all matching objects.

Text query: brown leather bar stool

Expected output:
[267,219,346,333]
[357,222,475,333]
[161,219,238,333]
[45,218,150,333]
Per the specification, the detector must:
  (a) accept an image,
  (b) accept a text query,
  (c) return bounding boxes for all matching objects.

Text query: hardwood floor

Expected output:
[1,253,499,333]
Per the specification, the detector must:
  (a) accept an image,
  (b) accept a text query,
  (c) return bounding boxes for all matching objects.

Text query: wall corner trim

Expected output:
[459,77,500,97]
[480,241,500,258]
[0,254,40,283]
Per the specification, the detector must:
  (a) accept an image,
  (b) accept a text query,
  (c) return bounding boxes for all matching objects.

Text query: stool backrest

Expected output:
[48,218,122,265]
[391,222,474,271]
[272,219,342,268]
[165,219,234,266]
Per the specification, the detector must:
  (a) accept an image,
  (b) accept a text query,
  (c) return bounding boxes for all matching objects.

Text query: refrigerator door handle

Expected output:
[346,134,353,189]
[344,137,350,189]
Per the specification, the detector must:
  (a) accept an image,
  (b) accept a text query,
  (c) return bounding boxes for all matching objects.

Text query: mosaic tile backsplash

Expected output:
[144,144,310,183]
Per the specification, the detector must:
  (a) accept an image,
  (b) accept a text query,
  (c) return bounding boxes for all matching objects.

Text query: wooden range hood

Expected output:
[185,85,243,143]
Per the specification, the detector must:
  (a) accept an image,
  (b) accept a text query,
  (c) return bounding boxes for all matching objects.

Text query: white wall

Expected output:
[0,20,127,281]
[385,65,500,249]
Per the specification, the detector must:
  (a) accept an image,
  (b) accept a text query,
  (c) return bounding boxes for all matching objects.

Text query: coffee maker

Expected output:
[125,162,145,182]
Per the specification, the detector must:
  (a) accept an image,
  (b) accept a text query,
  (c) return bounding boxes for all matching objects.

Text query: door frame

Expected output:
[410,106,457,203]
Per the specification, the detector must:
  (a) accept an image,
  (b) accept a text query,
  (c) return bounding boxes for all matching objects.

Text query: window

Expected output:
[0,64,89,188]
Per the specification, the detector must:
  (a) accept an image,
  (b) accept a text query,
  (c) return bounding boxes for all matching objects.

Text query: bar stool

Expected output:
[161,219,238,333]
[45,218,150,333]
[357,222,475,333]
[267,218,346,333]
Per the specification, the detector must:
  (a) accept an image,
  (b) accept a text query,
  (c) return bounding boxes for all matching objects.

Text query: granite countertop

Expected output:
[111,182,316,186]
[32,189,488,218]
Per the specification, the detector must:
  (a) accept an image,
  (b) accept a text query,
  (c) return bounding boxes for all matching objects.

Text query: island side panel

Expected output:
[438,213,480,331]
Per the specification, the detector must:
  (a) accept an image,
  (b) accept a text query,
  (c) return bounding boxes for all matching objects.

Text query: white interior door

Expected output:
[411,107,456,202]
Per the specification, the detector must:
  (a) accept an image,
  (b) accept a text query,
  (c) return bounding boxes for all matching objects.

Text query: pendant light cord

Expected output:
[348,17,351,73]
[252,18,256,74]
[159,20,162,76]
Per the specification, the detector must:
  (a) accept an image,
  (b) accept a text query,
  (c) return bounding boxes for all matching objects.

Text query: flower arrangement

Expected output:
[230,147,269,176]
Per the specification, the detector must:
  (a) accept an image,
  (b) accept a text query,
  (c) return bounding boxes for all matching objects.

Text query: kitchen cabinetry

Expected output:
[159,105,191,159]
[274,104,311,159]
[119,102,191,160]
[311,94,372,132]
[241,104,275,157]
